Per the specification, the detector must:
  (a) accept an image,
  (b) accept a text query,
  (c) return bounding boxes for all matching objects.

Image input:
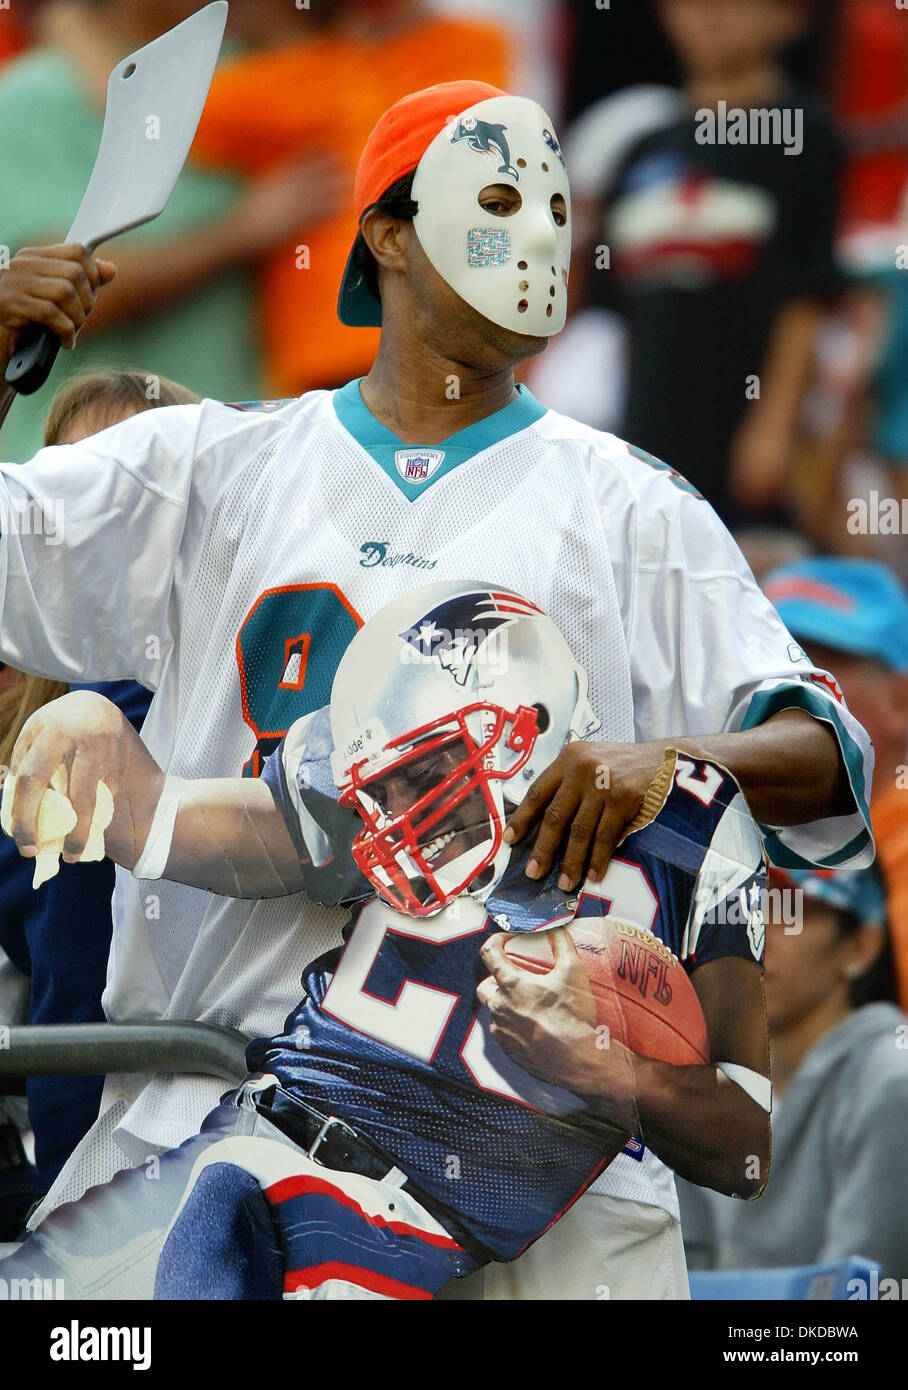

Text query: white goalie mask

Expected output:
[329,582,600,917]
[410,94,571,337]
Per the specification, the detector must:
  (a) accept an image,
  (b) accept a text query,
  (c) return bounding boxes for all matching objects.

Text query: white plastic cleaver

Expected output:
[5,1,228,395]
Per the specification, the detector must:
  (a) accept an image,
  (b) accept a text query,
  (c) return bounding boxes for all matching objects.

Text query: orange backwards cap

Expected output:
[339,79,508,327]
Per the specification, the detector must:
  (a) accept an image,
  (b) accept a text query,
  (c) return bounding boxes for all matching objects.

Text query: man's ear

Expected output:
[360,209,409,276]
[843,923,885,982]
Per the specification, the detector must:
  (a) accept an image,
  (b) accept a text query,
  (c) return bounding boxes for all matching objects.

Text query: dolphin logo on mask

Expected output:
[449,116,520,181]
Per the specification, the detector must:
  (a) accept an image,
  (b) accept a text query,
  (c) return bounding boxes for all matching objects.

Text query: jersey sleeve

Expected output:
[683,790,766,971]
[594,438,874,871]
[0,399,276,688]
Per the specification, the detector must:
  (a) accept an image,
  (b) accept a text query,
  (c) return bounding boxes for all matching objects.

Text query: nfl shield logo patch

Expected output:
[395,448,445,484]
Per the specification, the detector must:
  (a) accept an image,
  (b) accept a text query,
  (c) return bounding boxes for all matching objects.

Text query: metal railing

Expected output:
[0,1022,250,1083]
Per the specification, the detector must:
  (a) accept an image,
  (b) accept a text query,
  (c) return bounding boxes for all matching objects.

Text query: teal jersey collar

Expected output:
[332,377,548,501]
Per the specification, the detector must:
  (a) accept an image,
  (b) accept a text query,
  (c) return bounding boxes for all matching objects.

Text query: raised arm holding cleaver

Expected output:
[0,2,345,437]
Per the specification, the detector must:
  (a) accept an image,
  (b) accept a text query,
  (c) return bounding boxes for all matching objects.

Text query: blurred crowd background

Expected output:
[1,0,907,1291]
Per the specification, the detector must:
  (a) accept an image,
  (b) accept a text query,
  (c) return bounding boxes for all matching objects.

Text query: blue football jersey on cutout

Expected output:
[248,730,764,1259]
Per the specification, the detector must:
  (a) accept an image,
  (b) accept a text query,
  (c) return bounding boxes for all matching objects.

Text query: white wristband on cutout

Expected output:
[132,777,186,881]
[717,1062,772,1112]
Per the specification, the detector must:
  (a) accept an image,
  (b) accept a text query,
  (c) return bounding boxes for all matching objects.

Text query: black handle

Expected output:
[4,323,62,395]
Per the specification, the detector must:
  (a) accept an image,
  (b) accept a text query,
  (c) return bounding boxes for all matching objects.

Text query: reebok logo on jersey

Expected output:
[394,448,445,484]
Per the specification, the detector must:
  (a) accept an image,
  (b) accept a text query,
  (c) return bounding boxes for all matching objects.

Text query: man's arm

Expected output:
[477,932,770,1198]
[586,416,874,891]
[505,707,849,891]
[3,689,305,898]
[158,777,305,898]
[617,957,770,1197]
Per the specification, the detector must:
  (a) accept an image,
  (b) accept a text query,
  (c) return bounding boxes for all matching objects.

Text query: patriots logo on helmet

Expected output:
[542,128,565,167]
[400,590,542,687]
[449,116,519,181]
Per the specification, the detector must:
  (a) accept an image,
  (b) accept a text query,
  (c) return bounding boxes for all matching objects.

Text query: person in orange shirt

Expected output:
[194,0,510,396]
[763,558,908,1011]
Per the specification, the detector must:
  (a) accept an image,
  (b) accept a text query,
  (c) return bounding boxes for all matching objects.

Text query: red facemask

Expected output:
[339,701,539,915]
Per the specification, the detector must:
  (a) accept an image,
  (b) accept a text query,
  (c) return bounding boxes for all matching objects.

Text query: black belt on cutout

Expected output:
[251,1084,491,1265]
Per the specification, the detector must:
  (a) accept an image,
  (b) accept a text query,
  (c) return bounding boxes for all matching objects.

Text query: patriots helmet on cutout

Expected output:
[329,581,600,916]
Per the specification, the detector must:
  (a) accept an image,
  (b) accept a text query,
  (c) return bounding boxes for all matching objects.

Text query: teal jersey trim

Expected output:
[741,683,874,869]
[625,442,704,498]
[331,377,548,501]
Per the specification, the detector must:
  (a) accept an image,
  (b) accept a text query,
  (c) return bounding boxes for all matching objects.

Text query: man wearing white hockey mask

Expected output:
[338,80,570,349]
[325,81,870,1304]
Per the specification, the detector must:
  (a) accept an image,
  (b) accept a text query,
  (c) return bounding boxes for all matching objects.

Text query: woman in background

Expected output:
[680,865,908,1280]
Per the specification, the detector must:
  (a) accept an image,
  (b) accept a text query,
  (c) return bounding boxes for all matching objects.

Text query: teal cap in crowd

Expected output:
[773,866,888,927]
[764,558,908,674]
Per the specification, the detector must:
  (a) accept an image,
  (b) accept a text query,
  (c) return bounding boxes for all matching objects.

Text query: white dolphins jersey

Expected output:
[0,380,873,1222]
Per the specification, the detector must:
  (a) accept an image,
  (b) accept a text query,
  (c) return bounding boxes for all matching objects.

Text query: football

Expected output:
[503,915,709,1066]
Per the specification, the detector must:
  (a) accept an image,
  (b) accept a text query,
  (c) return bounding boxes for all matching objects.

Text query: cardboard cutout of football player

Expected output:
[1,582,770,1299]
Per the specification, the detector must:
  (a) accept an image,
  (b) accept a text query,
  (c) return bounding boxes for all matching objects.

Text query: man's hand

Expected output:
[477,934,771,1195]
[3,689,162,867]
[476,929,635,1107]
[503,741,664,889]
[0,244,117,361]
